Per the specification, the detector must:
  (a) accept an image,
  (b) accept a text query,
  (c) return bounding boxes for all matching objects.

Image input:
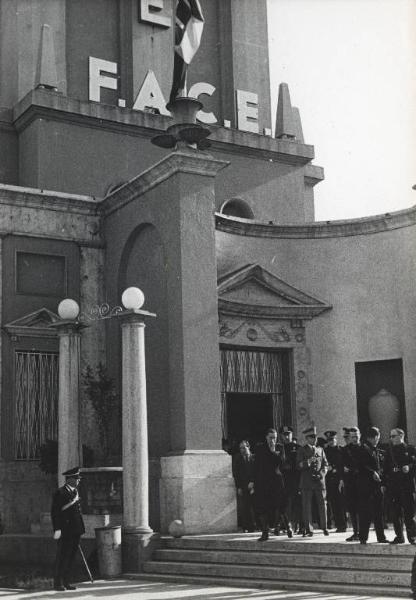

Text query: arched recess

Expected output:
[118,223,169,532]
[118,223,170,458]
[220,198,255,219]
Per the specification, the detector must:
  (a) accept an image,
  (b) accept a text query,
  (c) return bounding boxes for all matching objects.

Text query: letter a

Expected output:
[133,70,170,116]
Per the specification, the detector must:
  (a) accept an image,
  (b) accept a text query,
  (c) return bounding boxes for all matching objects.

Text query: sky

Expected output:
[267,0,416,221]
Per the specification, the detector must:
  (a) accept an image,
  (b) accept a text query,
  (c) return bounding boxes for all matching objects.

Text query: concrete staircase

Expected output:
[133,531,415,597]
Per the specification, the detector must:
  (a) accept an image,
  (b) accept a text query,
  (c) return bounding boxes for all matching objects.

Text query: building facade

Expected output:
[0,0,415,535]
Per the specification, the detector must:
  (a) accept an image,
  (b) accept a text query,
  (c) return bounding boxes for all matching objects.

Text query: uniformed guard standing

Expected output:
[323,430,346,532]
[51,466,85,591]
[280,425,300,534]
[339,426,361,541]
[296,426,329,537]
[383,428,416,545]
[356,426,390,544]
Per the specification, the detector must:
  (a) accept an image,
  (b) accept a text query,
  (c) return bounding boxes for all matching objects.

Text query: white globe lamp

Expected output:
[121,287,145,311]
[58,299,80,321]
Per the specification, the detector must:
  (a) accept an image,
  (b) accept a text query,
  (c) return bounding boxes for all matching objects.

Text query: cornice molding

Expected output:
[101,150,229,216]
[0,184,99,215]
[218,299,330,320]
[12,89,315,166]
[215,206,416,239]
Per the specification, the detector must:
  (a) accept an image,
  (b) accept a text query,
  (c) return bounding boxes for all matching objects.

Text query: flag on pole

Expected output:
[169,0,205,104]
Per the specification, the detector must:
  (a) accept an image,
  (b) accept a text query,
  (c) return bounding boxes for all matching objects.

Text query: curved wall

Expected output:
[216,208,416,441]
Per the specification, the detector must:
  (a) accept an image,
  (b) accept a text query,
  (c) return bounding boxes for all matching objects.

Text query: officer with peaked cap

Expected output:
[339,427,361,541]
[383,428,416,544]
[51,466,85,591]
[323,430,347,532]
[296,426,329,536]
[279,426,300,535]
[356,426,389,544]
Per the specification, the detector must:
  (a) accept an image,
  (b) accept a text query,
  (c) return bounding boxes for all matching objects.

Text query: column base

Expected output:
[159,451,237,534]
[122,531,160,573]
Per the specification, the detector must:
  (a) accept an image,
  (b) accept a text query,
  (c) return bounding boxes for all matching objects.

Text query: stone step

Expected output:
[164,534,416,557]
[153,547,413,572]
[130,571,410,598]
[143,559,410,587]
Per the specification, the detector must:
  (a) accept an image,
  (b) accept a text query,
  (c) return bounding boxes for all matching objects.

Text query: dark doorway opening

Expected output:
[226,392,274,450]
[355,358,406,443]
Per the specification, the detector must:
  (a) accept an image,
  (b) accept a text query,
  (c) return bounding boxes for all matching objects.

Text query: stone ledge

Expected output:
[12,89,316,166]
[216,205,416,239]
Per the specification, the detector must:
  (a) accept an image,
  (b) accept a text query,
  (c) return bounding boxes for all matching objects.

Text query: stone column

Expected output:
[119,309,158,571]
[53,322,85,487]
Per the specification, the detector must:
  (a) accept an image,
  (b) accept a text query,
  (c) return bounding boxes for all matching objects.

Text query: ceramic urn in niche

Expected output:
[368,388,400,442]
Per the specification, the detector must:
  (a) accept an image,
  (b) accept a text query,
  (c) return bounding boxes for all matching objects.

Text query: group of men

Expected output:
[232,424,416,545]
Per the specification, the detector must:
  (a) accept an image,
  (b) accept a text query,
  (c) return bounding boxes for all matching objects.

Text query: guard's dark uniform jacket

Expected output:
[356,442,387,542]
[51,483,85,588]
[51,484,85,536]
[383,443,416,543]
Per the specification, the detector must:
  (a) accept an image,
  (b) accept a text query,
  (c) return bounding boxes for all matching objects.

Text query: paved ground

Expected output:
[0,579,410,600]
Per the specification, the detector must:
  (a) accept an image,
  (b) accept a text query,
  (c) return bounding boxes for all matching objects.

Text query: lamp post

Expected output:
[117,287,157,570]
[52,299,86,486]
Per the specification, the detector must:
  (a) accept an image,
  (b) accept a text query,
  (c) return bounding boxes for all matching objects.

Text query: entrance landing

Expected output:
[134,529,415,598]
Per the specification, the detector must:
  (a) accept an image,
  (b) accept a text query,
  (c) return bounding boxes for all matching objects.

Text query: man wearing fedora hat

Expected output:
[296,426,329,536]
[51,466,85,591]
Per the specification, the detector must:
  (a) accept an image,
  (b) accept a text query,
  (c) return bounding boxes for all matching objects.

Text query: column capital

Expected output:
[117,309,156,326]
[50,320,88,335]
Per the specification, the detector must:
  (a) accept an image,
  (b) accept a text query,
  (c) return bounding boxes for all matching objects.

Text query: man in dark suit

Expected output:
[51,466,85,591]
[254,428,287,541]
[296,426,329,537]
[232,440,256,532]
[323,430,347,532]
[356,426,389,544]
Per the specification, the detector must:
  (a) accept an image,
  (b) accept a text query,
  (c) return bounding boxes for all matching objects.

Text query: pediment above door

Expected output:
[218,263,332,319]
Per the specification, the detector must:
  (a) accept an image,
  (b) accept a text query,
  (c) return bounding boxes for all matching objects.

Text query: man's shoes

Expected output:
[54,585,66,591]
[303,531,313,537]
[287,528,293,538]
[346,534,359,541]
[390,537,405,544]
[63,582,76,590]
[323,529,329,536]
[273,528,280,536]
[359,540,367,545]
[258,533,269,542]
[409,538,416,545]
[377,538,390,543]
[335,528,346,533]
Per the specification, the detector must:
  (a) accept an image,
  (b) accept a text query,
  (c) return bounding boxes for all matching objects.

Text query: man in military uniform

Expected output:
[323,430,346,532]
[383,428,416,545]
[339,426,361,541]
[51,466,85,591]
[254,428,287,541]
[356,426,389,544]
[296,426,329,537]
[280,425,300,535]
[232,440,256,532]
